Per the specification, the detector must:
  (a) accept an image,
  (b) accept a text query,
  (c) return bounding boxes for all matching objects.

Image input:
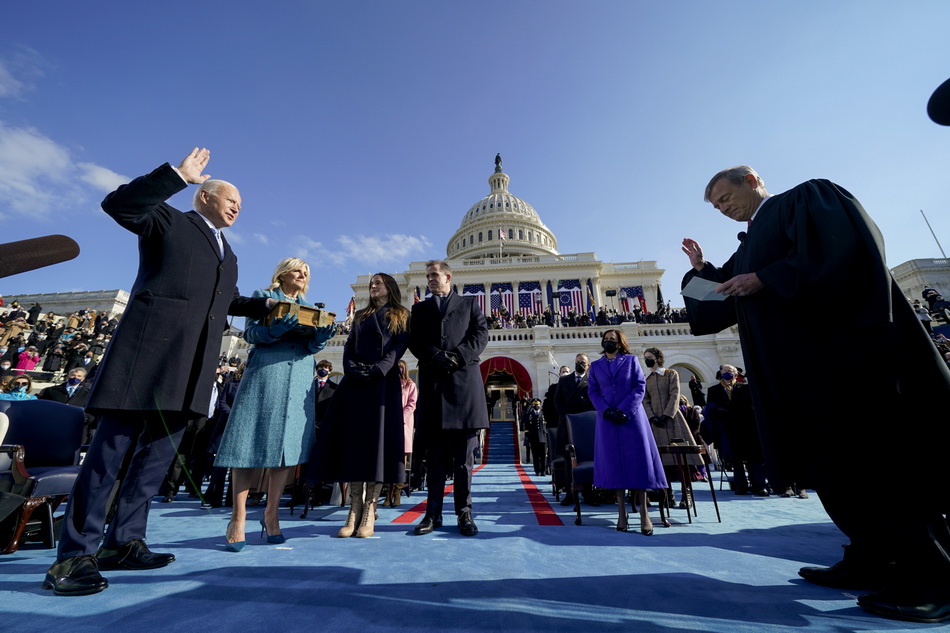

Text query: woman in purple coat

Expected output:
[588,329,667,535]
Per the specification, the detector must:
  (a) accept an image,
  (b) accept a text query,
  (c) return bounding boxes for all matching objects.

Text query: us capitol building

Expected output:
[318,156,744,416]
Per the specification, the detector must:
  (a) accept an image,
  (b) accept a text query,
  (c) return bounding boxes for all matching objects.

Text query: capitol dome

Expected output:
[446,155,559,260]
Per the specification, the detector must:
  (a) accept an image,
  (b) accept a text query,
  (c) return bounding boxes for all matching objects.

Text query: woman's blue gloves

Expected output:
[269,314,299,338]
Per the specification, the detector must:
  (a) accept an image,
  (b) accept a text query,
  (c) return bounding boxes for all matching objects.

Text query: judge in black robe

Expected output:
[682,166,950,622]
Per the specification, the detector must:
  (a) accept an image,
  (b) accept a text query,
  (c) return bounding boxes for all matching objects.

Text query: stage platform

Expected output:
[0,422,917,632]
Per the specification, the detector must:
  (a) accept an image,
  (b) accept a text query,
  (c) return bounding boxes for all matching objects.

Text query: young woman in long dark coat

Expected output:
[319,273,410,538]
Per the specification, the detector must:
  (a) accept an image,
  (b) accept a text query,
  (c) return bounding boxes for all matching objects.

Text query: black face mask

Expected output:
[645,358,656,368]
[602,340,618,354]
[575,363,587,374]
[316,368,329,378]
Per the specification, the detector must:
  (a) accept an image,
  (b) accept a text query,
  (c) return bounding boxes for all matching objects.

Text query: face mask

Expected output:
[13,385,27,393]
[575,363,587,374]
[679,404,688,413]
[721,372,735,381]
[0,365,9,371]
[645,358,656,368]
[67,377,82,386]
[602,340,618,354]
[316,368,329,378]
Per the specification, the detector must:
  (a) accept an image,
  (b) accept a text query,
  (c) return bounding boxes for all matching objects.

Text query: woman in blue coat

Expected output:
[215,258,335,550]
[588,329,667,535]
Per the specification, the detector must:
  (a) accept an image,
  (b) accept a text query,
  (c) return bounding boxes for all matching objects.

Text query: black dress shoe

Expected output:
[413,515,442,535]
[96,538,175,571]
[858,587,950,623]
[798,559,892,589]
[559,494,575,507]
[42,555,108,596]
[457,511,478,536]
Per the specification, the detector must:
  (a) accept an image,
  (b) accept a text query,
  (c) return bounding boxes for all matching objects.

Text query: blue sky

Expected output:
[2,1,950,316]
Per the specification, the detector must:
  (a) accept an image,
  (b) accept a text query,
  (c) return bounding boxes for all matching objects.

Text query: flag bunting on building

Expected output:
[517,281,543,315]
[619,286,647,313]
[462,284,486,315]
[556,279,583,317]
[490,282,515,318]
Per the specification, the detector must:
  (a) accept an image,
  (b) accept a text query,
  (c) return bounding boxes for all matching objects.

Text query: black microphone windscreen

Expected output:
[0,235,81,279]
[737,231,747,243]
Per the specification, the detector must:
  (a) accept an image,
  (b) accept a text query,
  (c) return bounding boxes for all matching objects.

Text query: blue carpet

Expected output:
[0,423,930,632]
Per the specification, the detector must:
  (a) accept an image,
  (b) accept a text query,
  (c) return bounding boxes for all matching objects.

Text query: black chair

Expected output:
[0,399,84,553]
[564,411,597,526]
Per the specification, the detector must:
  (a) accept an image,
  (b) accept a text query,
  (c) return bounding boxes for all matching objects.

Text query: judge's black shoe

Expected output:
[413,515,442,535]
[457,511,478,537]
[858,587,950,623]
[798,559,892,589]
[559,494,575,507]
[96,538,175,570]
[42,555,108,596]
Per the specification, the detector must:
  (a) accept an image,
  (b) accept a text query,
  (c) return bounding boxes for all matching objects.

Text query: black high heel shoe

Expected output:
[616,512,629,532]
[640,518,654,536]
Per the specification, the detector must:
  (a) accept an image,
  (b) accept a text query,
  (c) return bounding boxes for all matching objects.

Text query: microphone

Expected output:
[0,235,80,279]
[737,231,747,243]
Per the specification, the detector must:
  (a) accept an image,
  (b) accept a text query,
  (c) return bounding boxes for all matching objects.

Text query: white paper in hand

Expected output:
[681,277,730,302]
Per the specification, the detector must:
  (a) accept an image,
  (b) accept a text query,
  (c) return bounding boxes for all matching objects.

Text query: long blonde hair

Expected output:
[354,273,409,334]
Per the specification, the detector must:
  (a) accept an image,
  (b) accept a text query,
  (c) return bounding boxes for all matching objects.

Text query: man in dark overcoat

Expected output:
[682,165,950,623]
[408,259,488,536]
[553,354,596,504]
[42,148,271,596]
[702,365,767,495]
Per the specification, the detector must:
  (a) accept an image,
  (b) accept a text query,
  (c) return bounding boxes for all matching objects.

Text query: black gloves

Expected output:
[348,363,382,383]
[604,408,628,424]
[433,351,462,373]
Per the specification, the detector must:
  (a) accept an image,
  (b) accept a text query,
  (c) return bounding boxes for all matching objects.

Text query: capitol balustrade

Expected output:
[321,322,709,347]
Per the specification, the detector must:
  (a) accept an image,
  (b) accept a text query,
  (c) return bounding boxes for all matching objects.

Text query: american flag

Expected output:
[462,284,486,314]
[518,281,543,315]
[344,296,356,326]
[499,227,507,241]
[413,287,421,304]
[490,282,514,317]
[620,286,645,312]
[586,279,596,319]
[556,279,583,317]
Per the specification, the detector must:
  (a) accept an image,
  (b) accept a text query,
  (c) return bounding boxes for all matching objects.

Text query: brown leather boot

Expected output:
[393,483,403,507]
[336,482,364,538]
[356,483,382,538]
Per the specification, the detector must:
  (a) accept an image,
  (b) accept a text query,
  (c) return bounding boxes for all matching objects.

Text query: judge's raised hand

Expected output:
[682,238,705,271]
[177,147,212,184]
[716,273,764,298]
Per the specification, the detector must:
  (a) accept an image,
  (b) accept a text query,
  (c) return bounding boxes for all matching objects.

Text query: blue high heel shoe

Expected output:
[225,520,245,552]
[260,517,286,544]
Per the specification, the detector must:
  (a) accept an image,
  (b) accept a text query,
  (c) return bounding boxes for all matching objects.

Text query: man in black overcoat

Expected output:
[553,354,597,505]
[42,148,272,596]
[702,366,767,495]
[682,165,950,623]
[408,260,489,536]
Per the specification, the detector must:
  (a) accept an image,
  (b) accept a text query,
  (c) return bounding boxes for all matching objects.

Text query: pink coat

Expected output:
[15,351,40,373]
[401,379,417,453]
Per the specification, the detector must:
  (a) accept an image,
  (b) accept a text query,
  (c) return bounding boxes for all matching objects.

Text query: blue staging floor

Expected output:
[0,422,932,632]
